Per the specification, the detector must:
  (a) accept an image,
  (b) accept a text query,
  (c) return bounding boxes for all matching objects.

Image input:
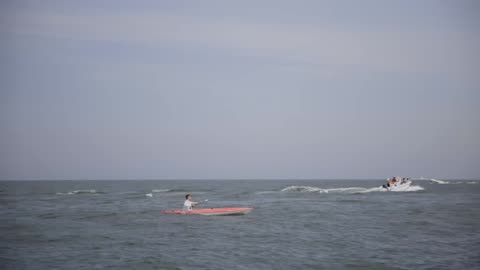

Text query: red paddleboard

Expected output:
[163,207,253,216]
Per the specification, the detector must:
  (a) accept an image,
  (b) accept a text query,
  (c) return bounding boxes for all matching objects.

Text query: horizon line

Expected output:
[1,177,476,181]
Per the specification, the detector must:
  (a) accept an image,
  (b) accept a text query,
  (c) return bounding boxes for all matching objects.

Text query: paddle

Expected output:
[193,199,209,209]
[197,199,209,205]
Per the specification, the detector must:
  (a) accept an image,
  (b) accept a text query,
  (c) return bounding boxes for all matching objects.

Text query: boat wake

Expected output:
[429,179,450,184]
[281,184,424,194]
[281,186,365,193]
[422,179,479,185]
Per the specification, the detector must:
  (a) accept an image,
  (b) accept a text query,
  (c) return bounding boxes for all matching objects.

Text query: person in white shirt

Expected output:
[183,194,199,212]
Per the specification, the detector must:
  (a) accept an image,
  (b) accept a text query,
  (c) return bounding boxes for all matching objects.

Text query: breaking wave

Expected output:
[56,190,101,195]
[429,179,450,184]
[152,189,170,193]
[281,185,424,194]
[426,179,479,185]
[147,189,207,197]
[281,186,365,193]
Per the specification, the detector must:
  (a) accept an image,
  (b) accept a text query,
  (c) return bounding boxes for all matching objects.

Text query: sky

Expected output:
[1,0,479,180]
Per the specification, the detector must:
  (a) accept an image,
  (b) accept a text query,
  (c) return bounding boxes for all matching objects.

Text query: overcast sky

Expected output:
[1,0,479,180]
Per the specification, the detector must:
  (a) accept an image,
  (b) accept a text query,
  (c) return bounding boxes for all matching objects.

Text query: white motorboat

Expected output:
[382,177,413,191]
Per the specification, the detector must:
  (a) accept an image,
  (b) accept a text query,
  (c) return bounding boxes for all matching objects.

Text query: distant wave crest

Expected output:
[281,186,366,193]
[427,179,479,185]
[429,179,450,184]
[281,185,424,194]
[152,189,170,193]
[56,190,100,195]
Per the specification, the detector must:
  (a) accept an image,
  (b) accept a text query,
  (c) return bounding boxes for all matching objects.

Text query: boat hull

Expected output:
[164,207,253,216]
[383,180,413,191]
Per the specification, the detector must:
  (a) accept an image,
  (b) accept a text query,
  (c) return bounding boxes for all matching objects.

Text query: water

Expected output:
[2,179,479,270]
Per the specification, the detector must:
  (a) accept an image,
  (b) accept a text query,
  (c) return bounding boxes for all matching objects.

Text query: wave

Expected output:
[151,189,207,194]
[427,179,479,185]
[164,188,191,193]
[255,191,280,195]
[56,189,101,195]
[429,179,450,184]
[152,189,170,193]
[168,188,209,193]
[281,185,424,194]
[281,186,366,193]
[147,188,207,197]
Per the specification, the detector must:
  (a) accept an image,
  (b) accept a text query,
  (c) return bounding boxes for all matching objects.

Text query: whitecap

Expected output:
[152,189,170,193]
[281,186,366,194]
[281,186,325,193]
[429,179,450,184]
[57,190,99,195]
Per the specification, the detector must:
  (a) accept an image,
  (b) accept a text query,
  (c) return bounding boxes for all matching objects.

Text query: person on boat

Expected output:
[183,194,200,212]
[390,177,397,185]
[387,177,399,187]
[383,177,397,189]
[382,179,391,189]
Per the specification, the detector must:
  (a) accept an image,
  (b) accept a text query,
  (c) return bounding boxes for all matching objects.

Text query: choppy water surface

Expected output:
[2,179,479,269]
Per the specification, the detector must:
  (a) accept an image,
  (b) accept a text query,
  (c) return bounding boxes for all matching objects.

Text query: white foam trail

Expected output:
[428,180,478,185]
[429,179,449,184]
[152,189,170,193]
[426,179,479,185]
[145,193,153,197]
[281,186,322,193]
[281,186,370,193]
[403,186,425,191]
[281,185,424,194]
[74,189,97,194]
[359,185,425,193]
[57,190,98,195]
[356,185,425,193]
